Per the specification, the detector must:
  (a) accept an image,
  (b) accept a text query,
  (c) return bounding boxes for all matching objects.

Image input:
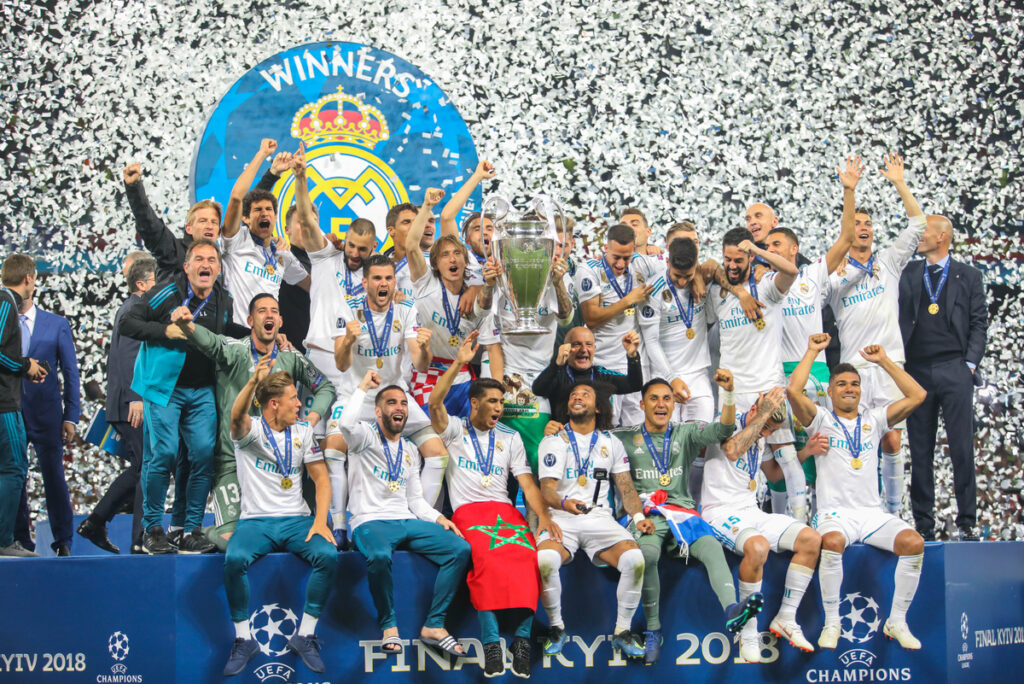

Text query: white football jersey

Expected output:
[700,434,771,511]
[413,271,500,381]
[637,281,711,383]
[779,257,832,365]
[221,232,308,325]
[305,243,354,352]
[332,297,419,397]
[441,418,531,511]
[807,404,891,510]
[233,419,322,519]
[537,428,630,518]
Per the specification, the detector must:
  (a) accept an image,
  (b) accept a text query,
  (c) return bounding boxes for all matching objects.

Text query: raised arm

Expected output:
[338,371,380,447]
[551,257,573,321]
[429,331,479,435]
[332,319,361,372]
[788,334,829,426]
[222,138,277,239]
[739,239,797,293]
[720,387,786,462]
[859,345,927,427]
[289,145,327,252]
[406,188,445,282]
[826,155,864,273]
[879,152,922,219]
[230,356,273,440]
[439,160,494,238]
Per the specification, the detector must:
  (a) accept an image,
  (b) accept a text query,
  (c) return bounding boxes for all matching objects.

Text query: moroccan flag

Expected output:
[451,501,541,612]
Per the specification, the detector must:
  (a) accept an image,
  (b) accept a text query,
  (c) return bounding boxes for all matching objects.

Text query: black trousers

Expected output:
[90,421,144,547]
[906,358,977,532]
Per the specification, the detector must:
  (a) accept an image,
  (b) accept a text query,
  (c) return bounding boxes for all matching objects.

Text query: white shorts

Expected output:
[613,391,644,428]
[812,506,912,551]
[674,372,715,423]
[325,390,437,446]
[719,389,795,446]
[703,504,806,555]
[857,365,905,429]
[538,509,634,566]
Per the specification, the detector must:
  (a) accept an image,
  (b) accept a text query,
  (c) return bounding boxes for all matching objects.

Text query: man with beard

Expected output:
[429,332,558,677]
[341,370,471,658]
[170,293,336,550]
[220,139,310,325]
[119,239,232,554]
[705,228,808,522]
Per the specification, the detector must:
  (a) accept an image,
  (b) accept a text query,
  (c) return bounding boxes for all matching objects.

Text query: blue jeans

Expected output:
[0,411,27,547]
[141,387,215,531]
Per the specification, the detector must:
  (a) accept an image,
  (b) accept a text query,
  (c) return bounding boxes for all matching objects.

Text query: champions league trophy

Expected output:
[480,193,568,335]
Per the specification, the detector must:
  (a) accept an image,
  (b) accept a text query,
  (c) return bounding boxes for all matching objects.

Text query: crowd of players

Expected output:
[0,141,965,677]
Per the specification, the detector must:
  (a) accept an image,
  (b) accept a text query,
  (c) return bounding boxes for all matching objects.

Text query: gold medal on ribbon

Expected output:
[928,303,939,315]
[659,474,671,486]
[387,480,401,492]
[577,475,587,486]
[686,328,695,340]
[624,307,635,317]
[376,358,384,368]
[851,457,863,470]
[755,319,766,330]
[267,265,275,276]
[748,479,757,491]
[481,475,493,488]
[280,477,292,490]
[448,335,460,347]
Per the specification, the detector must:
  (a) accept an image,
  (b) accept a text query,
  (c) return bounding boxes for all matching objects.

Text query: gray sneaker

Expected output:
[0,541,40,557]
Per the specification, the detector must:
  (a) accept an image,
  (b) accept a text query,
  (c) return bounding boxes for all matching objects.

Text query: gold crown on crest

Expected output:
[291,86,390,148]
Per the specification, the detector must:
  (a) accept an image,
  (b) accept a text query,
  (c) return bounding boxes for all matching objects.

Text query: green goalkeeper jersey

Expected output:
[613,420,735,509]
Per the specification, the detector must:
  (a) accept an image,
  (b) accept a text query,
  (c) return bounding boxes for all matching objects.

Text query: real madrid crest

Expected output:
[293,438,302,449]
[600,445,609,457]
[800,282,809,294]
[862,424,871,433]
[662,290,672,303]
[496,442,504,451]
[393,321,401,332]
[633,434,643,446]
[405,453,412,465]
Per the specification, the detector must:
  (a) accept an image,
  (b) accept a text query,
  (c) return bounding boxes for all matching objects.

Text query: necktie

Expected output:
[928,263,943,287]
[19,314,30,356]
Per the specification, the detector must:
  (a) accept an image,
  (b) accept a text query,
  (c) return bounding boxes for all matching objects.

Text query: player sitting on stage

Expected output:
[535,380,648,660]
[613,373,764,664]
[701,388,822,662]
[788,333,927,650]
[340,369,471,658]
[430,331,560,678]
[222,361,336,676]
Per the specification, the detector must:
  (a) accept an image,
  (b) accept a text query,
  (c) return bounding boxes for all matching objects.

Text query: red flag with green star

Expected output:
[452,501,541,612]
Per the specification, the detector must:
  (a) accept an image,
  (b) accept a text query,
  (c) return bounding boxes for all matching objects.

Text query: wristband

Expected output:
[632,512,646,526]
[560,496,567,511]
[722,389,735,405]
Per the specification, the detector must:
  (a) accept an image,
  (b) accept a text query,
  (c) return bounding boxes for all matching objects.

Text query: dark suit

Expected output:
[88,294,145,547]
[16,306,81,551]
[898,256,987,534]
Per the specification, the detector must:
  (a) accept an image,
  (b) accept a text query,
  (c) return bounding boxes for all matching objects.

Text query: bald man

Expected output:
[898,215,987,541]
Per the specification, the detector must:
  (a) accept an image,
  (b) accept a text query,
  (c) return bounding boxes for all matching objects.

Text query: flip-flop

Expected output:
[381,636,403,655]
[421,635,465,657]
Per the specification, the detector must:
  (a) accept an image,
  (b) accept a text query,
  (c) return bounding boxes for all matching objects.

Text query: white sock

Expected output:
[614,548,645,633]
[773,445,807,511]
[738,579,762,603]
[819,550,844,624]
[771,489,788,516]
[537,549,564,628]
[324,449,348,528]
[420,455,447,508]
[168,525,183,533]
[234,621,250,640]
[299,612,318,637]
[777,564,814,621]
[889,554,923,623]
[881,451,903,514]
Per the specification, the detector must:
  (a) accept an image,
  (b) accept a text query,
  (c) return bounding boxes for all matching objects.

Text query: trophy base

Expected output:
[503,316,550,336]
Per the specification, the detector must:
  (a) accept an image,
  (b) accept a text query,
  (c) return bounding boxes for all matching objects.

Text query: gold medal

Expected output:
[376,358,384,368]
[267,264,275,276]
[624,307,635,317]
[280,477,292,490]
[686,328,696,340]
[387,480,401,492]
[577,475,587,486]
[755,319,766,330]
[481,475,493,488]
[659,474,671,486]
[448,335,460,347]
[748,479,757,491]
[928,303,939,315]
[851,457,863,470]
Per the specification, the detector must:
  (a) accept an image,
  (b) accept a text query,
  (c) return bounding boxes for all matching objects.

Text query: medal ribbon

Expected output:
[565,424,599,480]
[344,266,365,297]
[600,257,632,301]
[375,424,404,483]
[641,424,673,476]
[846,254,875,277]
[260,417,292,480]
[363,300,395,362]
[182,284,213,319]
[250,340,279,367]
[667,279,695,330]
[831,411,862,465]
[922,259,950,309]
[394,256,408,274]
[464,418,495,477]
[738,414,761,478]
[256,234,277,271]
[440,285,464,339]
[565,365,595,383]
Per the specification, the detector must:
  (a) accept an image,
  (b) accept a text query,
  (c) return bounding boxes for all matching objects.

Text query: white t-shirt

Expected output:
[332,297,419,397]
[780,257,832,365]
[336,389,439,530]
[221,231,308,324]
[233,418,322,519]
[538,428,630,518]
[574,256,657,372]
[494,285,560,386]
[826,216,926,367]
[701,434,771,511]
[304,242,354,352]
[440,418,531,511]
[413,271,500,381]
[637,281,711,383]
[706,271,787,392]
[807,404,891,510]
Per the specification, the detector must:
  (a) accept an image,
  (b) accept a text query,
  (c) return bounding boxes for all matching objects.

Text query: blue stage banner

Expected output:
[2,529,1022,683]
[190,41,480,252]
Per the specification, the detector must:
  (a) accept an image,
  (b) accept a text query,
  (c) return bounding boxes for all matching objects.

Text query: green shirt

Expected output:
[613,420,735,509]
[189,326,336,471]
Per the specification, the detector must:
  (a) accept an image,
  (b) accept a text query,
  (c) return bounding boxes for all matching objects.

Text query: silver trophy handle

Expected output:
[479,193,511,263]
[530,194,568,278]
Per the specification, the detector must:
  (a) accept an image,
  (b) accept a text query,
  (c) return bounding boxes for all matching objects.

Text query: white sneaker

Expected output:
[883,619,921,650]
[738,625,761,663]
[769,616,814,652]
[818,622,841,650]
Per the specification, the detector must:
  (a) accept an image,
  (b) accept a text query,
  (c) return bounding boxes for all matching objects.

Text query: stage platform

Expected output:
[2,515,1022,683]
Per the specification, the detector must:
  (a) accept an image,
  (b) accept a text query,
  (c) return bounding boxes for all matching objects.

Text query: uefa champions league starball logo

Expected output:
[840,592,882,643]
[107,631,130,662]
[961,612,969,641]
[250,603,300,657]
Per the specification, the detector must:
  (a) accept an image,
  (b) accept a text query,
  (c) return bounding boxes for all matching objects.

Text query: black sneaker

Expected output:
[166,528,185,549]
[483,641,505,678]
[178,530,216,554]
[958,526,980,542]
[142,527,176,555]
[510,636,531,678]
[288,634,326,673]
[223,638,259,676]
[78,517,120,554]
